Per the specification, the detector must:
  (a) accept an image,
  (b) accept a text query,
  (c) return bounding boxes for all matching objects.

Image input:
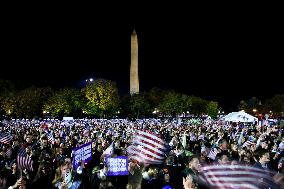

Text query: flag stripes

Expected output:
[200,164,275,189]
[127,130,166,164]
[47,133,55,144]
[17,148,34,171]
[207,148,218,160]
[5,148,12,158]
[0,134,13,144]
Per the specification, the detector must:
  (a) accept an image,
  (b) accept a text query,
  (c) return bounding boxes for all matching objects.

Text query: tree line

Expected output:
[0,79,283,119]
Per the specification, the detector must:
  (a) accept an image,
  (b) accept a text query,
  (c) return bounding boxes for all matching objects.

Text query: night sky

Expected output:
[0,8,283,112]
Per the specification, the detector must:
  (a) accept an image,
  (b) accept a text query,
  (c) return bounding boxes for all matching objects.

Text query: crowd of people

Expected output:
[0,118,284,189]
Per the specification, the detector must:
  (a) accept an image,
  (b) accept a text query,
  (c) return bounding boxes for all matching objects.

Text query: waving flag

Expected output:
[242,140,255,148]
[0,133,13,144]
[5,148,12,158]
[200,164,277,189]
[17,148,34,171]
[207,148,218,160]
[127,130,167,164]
[47,133,55,144]
[102,142,114,157]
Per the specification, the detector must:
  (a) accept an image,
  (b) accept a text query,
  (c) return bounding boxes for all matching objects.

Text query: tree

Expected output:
[0,79,15,95]
[43,88,83,117]
[238,100,248,111]
[146,87,165,110]
[263,94,284,117]
[128,94,151,118]
[180,94,192,114]
[189,96,207,116]
[0,80,15,116]
[238,97,262,115]
[0,93,16,116]
[1,86,53,118]
[206,101,219,119]
[82,79,119,118]
[159,91,183,117]
[119,94,131,118]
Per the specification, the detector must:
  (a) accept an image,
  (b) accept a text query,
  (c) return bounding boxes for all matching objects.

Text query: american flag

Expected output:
[102,142,114,157]
[17,148,34,171]
[200,164,276,189]
[47,133,55,144]
[242,140,255,148]
[0,133,13,144]
[207,148,218,160]
[127,130,167,164]
[5,148,12,158]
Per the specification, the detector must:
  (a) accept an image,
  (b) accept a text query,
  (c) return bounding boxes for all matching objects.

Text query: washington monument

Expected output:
[130,29,139,95]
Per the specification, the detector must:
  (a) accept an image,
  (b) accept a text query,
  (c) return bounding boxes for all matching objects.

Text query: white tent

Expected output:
[220,111,258,122]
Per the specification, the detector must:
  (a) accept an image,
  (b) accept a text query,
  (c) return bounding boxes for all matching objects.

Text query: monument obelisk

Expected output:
[130,29,139,95]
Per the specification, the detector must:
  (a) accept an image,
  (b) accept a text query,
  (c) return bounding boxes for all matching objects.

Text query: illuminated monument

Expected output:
[130,29,139,95]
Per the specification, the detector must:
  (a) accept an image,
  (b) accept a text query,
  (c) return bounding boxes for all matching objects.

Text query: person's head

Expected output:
[25,146,32,155]
[258,149,270,164]
[25,134,33,143]
[60,161,70,177]
[231,143,238,151]
[148,167,158,178]
[261,140,268,149]
[219,139,228,150]
[64,158,72,169]
[41,136,48,147]
[187,155,200,172]
[243,156,251,165]
[39,163,50,175]
[165,155,174,165]
[217,153,230,165]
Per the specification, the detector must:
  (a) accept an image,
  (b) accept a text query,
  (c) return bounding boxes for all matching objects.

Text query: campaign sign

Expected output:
[106,156,128,176]
[72,142,92,169]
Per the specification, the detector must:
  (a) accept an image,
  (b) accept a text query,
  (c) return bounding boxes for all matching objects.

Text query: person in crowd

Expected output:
[182,155,201,188]
[127,158,143,189]
[253,149,271,170]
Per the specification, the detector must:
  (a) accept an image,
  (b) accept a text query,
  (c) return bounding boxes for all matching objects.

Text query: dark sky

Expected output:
[0,8,283,112]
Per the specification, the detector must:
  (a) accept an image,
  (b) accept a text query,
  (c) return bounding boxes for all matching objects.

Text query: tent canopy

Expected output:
[221,111,258,122]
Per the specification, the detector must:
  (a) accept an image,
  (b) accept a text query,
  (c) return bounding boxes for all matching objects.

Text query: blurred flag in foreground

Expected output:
[127,130,167,164]
[199,164,277,189]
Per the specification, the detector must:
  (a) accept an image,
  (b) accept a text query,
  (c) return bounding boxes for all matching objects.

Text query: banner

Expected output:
[106,156,128,176]
[72,142,92,169]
